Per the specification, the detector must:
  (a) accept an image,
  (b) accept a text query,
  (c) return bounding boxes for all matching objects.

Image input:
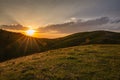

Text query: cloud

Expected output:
[39,17,110,33]
[0,24,28,30]
[111,19,120,24]
[101,22,120,31]
[109,26,120,30]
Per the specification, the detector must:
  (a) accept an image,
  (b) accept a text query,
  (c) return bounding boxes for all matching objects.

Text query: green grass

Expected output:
[0,44,120,80]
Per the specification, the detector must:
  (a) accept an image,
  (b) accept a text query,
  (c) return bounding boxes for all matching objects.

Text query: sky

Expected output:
[0,0,120,38]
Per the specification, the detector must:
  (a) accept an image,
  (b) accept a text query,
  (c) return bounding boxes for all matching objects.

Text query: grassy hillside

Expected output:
[0,29,53,61]
[0,45,120,80]
[53,31,120,48]
[0,29,120,62]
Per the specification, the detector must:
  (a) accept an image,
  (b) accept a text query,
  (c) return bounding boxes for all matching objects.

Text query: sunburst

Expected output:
[26,29,36,36]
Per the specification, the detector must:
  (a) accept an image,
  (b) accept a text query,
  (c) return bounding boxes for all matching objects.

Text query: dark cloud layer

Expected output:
[0,24,28,30]
[111,19,120,24]
[1,17,119,34]
[39,17,112,33]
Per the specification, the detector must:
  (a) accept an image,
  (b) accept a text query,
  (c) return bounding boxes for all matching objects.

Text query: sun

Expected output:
[26,29,35,36]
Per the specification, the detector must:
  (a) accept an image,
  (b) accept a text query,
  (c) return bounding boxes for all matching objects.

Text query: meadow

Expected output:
[0,44,120,80]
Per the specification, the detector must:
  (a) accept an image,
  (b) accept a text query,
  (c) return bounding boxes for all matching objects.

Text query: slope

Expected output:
[0,29,53,61]
[0,45,120,80]
[52,31,120,48]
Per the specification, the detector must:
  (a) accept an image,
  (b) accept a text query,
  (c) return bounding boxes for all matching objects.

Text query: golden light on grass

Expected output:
[26,29,36,36]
